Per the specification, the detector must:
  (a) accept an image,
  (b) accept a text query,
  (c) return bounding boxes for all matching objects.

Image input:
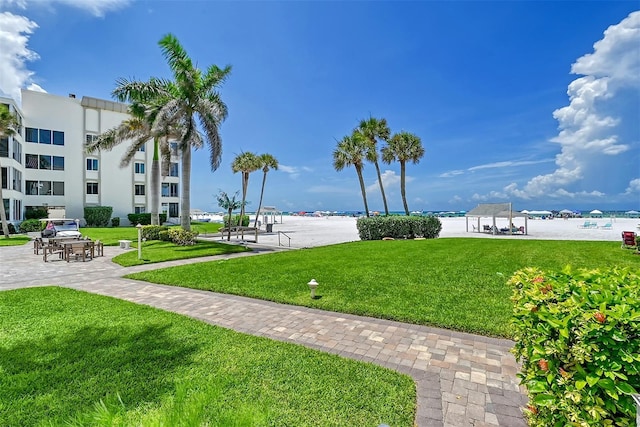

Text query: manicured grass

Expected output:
[112,240,250,266]
[0,235,31,246]
[80,222,222,246]
[0,287,415,426]
[127,238,639,338]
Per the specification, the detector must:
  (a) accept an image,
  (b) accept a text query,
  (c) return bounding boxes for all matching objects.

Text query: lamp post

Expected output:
[307,279,319,299]
[136,223,143,260]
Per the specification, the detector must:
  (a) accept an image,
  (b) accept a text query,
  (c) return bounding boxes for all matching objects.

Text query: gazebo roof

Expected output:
[465,203,525,218]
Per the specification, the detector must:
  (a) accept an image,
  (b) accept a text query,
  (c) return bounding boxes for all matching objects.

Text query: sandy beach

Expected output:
[209,215,640,249]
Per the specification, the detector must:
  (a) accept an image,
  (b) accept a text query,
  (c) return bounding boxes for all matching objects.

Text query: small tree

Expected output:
[216,190,242,241]
[0,105,20,238]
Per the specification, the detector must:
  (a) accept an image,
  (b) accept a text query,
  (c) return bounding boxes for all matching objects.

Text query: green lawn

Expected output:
[112,240,250,266]
[0,287,415,427]
[127,238,640,338]
[80,222,222,246]
[0,236,31,246]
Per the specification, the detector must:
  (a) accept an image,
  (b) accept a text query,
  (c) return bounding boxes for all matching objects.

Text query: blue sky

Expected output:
[1,1,638,213]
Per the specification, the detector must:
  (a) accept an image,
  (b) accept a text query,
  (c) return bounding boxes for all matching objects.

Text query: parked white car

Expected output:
[40,219,82,238]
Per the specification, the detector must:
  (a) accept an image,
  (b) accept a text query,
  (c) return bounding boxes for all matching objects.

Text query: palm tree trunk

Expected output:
[180,147,191,231]
[150,138,160,226]
[0,170,10,238]
[374,160,389,215]
[356,166,370,217]
[254,171,267,228]
[400,161,409,216]
[240,172,248,226]
[227,207,232,241]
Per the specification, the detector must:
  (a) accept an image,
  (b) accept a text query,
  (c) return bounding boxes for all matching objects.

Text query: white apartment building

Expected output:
[0,90,181,225]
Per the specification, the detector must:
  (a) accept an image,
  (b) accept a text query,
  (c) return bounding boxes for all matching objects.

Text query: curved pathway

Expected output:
[0,243,527,426]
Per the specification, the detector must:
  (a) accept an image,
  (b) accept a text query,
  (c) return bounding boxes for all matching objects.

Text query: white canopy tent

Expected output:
[465,203,528,235]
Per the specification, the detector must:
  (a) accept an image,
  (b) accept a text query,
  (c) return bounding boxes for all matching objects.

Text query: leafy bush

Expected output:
[111,217,120,227]
[223,214,249,227]
[356,216,442,240]
[508,267,640,426]
[168,228,198,246]
[84,206,113,227]
[19,219,42,233]
[24,207,47,220]
[127,213,168,226]
[0,223,16,235]
[158,230,171,242]
[635,235,640,248]
[141,225,169,241]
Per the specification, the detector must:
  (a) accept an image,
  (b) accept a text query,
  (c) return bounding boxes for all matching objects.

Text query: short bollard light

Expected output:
[136,223,143,260]
[307,279,319,299]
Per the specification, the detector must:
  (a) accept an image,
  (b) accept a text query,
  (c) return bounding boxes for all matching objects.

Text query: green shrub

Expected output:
[635,235,640,248]
[356,216,442,240]
[111,217,120,227]
[0,223,16,235]
[223,214,249,227]
[508,267,640,426]
[84,206,113,227]
[19,219,42,233]
[168,228,198,246]
[24,207,47,220]
[141,225,168,241]
[158,230,171,242]
[127,213,168,226]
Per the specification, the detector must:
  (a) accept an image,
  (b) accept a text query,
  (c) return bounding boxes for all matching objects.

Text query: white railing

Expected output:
[278,231,291,247]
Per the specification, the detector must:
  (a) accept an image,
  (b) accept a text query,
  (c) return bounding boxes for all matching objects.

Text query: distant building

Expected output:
[0,90,181,225]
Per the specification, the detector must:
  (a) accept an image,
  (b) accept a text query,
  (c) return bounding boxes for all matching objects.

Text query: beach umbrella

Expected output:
[590,209,602,214]
[626,210,639,214]
[559,209,573,214]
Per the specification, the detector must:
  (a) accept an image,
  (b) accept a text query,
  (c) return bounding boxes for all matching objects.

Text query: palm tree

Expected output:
[231,152,260,226]
[333,131,370,217]
[381,131,425,216]
[216,190,242,241]
[86,102,175,225]
[358,116,391,216]
[253,153,278,228]
[112,33,231,231]
[0,106,19,238]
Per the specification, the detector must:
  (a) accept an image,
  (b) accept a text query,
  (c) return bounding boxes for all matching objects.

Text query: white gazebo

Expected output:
[465,203,528,235]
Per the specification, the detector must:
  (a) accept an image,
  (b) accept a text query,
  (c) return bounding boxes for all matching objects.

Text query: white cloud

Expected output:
[439,170,464,178]
[279,164,311,180]
[365,169,411,193]
[625,178,640,194]
[468,159,555,172]
[0,12,39,102]
[0,0,131,17]
[509,11,640,200]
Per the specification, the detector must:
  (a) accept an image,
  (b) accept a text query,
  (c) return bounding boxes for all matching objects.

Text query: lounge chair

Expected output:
[621,231,637,249]
[599,222,612,230]
[578,221,591,229]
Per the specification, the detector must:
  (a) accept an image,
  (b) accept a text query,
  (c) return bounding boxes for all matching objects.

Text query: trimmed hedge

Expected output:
[25,207,47,220]
[84,206,112,227]
[111,217,120,227]
[168,228,198,246]
[127,213,168,226]
[19,218,42,233]
[141,225,169,241]
[356,216,442,240]
[223,214,249,227]
[508,267,639,426]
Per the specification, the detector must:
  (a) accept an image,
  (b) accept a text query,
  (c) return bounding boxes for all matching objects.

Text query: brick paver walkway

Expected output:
[0,242,527,426]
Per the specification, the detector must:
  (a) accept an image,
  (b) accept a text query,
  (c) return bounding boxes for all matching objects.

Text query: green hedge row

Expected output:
[84,206,112,227]
[127,213,168,226]
[141,225,196,245]
[356,216,442,240]
[223,214,249,227]
[509,267,639,426]
[18,218,42,232]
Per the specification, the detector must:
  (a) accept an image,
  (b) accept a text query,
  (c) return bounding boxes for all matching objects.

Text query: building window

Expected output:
[26,180,38,195]
[39,181,51,195]
[169,203,179,218]
[134,206,145,214]
[39,129,51,144]
[53,131,64,146]
[86,182,99,195]
[1,167,6,189]
[26,127,38,143]
[39,155,52,170]
[135,184,145,196]
[169,162,178,177]
[86,134,98,145]
[52,156,64,171]
[52,181,64,196]
[26,154,38,169]
[170,142,179,156]
[12,199,21,221]
[12,140,21,163]
[12,168,21,191]
[161,203,168,214]
[0,137,7,158]
[86,158,99,171]
[138,144,145,152]
[134,162,145,174]
[163,183,179,197]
